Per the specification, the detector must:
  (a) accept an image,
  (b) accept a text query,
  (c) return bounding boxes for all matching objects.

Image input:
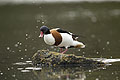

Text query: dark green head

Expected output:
[39,26,50,38]
[40,26,50,34]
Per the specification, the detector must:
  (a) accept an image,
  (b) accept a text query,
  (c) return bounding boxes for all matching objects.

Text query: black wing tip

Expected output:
[56,28,70,34]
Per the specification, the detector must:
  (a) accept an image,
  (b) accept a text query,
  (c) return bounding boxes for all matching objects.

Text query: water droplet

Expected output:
[110,56,113,58]
[12,51,15,53]
[8,68,10,70]
[116,76,119,80]
[25,55,27,57]
[26,34,28,37]
[28,36,31,38]
[19,50,22,52]
[102,67,106,69]
[82,55,85,57]
[58,76,61,79]
[5,77,7,79]
[25,49,27,51]
[1,73,3,75]
[107,41,110,45]
[98,39,101,42]
[37,20,40,23]
[25,45,28,47]
[83,52,85,54]
[17,42,20,44]
[41,15,43,18]
[11,67,14,69]
[7,47,10,50]
[28,58,31,60]
[89,70,92,72]
[42,21,45,24]
[91,34,95,38]
[36,26,39,28]
[19,43,22,45]
[21,58,23,60]
[12,74,16,77]
[15,44,18,47]
[112,72,114,74]
[96,52,99,54]
[78,49,81,51]
[35,31,37,33]
[32,47,35,50]
[103,48,105,50]
[15,79,18,80]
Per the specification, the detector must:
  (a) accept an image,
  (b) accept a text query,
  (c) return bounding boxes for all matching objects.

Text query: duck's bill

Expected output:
[39,31,43,38]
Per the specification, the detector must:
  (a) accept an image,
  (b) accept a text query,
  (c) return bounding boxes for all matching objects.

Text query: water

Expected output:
[0,1,120,80]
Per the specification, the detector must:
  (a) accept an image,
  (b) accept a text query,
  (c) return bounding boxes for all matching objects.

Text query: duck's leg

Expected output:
[60,48,63,53]
[61,48,68,54]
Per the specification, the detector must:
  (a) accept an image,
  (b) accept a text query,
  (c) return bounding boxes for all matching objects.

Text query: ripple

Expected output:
[94,58,120,63]
[102,59,120,63]
[21,70,30,73]
[13,62,28,65]
[25,67,42,71]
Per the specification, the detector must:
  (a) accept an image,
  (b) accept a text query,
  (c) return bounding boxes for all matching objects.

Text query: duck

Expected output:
[39,26,85,54]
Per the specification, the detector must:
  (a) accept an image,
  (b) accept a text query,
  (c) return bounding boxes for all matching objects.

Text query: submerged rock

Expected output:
[32,50,105,68]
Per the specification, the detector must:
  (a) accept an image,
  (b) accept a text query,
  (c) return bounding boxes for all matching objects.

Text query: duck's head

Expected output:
[39,26,50,38]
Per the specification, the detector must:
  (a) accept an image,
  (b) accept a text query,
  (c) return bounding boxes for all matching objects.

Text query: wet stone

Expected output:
[32,50,106,68]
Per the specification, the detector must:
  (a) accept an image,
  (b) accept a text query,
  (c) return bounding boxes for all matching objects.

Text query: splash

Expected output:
[101,59,120,63]
[94,58,120,63]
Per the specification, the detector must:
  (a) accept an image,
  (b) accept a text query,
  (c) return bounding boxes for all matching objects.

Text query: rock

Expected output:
[32,50,105,68]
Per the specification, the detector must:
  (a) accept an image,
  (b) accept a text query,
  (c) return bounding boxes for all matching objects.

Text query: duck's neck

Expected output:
[44,30,50,34]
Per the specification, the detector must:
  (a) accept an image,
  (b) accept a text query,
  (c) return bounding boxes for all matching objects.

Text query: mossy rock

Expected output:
[32,50,105,68]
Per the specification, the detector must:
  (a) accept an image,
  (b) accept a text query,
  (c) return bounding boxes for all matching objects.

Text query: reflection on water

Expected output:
[0,1,120,80]
[13,60,105,80]
[11,57,120,80]
[34,67,87,80]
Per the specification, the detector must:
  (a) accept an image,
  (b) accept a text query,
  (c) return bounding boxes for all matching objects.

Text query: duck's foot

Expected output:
[61,49,68,54]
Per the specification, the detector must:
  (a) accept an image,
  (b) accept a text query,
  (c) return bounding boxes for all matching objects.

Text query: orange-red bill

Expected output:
[39,31,43,38]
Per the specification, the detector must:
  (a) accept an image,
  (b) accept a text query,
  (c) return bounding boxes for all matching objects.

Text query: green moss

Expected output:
[32,50,105,67]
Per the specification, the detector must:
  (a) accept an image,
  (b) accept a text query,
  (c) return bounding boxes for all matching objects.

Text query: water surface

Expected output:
[0,2,120,80]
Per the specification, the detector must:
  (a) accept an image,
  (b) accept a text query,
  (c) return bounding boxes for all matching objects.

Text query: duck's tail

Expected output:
[72,41,85,48]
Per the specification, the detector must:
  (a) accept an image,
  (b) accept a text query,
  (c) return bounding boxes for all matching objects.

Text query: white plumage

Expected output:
[44,34,55,45]
[58,33,74,48]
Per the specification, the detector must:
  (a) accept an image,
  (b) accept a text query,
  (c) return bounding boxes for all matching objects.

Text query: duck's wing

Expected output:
[56,28,79,40]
